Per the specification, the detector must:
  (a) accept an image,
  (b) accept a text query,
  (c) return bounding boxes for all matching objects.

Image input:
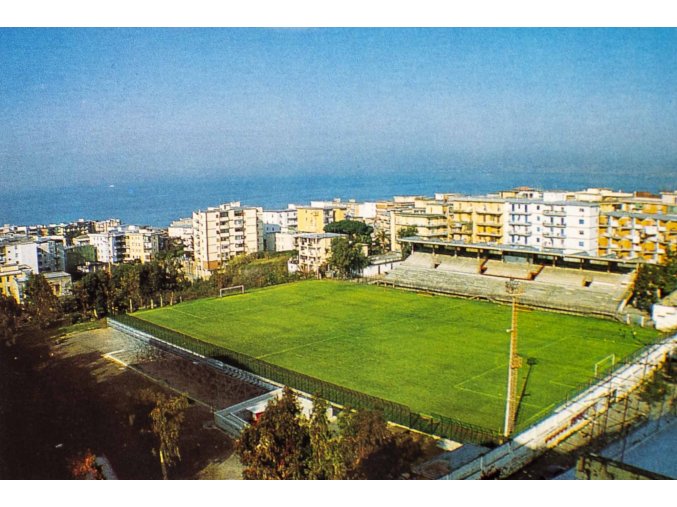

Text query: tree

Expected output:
[372,228,390,255]
[76,271,111,318]
[23,273,62,328]
[0,294,22,343]
[111,263,142,312]
[139,389,189,480]
[236,391,426,480]
[338,409,390,477]
[327,237,369,278]
[237,386,311,480]
[338,409,424,479]
[632,247,677,312]
[324,220,373,243]
[397,226,418,259]
[308,397,345,479]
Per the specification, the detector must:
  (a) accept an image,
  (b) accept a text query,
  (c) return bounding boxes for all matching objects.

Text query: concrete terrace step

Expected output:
[385,263,622,317]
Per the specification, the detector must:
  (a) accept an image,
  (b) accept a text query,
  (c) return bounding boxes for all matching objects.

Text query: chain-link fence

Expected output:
[110,313,502,445]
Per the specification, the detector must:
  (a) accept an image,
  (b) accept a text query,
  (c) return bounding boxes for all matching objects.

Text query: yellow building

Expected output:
[296,206,347,233]
[599,211,677,263]
[444,197,506,244]
[0,264,32,303]
[43,271,73,297]
[123,227,162,264]
[390,204,447,252]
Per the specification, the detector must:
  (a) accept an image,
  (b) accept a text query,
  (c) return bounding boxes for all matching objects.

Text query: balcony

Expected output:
[543,209,566,217]
[509,220,531,226]
[543,232,565,239]
[509,230,532,237]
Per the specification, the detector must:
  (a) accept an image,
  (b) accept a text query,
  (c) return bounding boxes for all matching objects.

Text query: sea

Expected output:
[1,167,674,228]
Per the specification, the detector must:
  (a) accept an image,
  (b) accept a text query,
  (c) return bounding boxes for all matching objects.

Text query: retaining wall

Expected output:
[107,318,278,392]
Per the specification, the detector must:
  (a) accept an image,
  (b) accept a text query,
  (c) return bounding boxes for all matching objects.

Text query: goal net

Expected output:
[219,285,245,297]
[594,354,616,378]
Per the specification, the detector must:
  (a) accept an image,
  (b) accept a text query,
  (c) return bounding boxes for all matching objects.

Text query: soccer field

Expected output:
[134,280,658,432]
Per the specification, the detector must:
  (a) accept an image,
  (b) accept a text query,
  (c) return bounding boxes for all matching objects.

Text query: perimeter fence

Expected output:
[110,313,503,446]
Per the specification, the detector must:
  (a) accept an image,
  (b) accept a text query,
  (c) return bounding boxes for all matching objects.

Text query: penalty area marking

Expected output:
[166,306,207,320]
[453,385,542,411]
[454,364,505,389]
[549,379,578,389]
[256,333,351,360]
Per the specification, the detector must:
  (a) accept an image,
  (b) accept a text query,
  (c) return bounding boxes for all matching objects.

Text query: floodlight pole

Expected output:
[504,280,523,438]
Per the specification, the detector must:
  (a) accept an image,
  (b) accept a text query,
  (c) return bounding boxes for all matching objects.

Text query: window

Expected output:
[579,219,585,225]
[579,230,584,235]
[536,238,540,243]
[578,241,584,247]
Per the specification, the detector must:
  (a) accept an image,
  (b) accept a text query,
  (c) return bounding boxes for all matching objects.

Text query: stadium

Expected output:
[120,241,662,443]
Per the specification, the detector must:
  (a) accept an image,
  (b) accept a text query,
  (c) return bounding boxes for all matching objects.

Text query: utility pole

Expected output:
[504,279,524,438]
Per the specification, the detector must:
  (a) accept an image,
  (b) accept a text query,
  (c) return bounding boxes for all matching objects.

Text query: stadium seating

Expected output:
[384,252,634,318]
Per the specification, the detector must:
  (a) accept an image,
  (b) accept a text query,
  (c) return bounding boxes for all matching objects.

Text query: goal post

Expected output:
[594,354,616,378]
[219,285,245,297]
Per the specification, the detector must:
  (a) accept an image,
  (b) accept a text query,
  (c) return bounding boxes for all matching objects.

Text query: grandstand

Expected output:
[385,240,637,319]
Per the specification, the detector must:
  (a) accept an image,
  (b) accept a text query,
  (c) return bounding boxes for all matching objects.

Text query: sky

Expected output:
[0,28,675,189]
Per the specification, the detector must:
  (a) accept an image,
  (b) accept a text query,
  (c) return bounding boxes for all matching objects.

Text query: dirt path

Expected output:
[0,326,264,479]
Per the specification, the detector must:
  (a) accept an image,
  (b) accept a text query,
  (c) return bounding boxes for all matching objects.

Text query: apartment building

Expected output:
[0,263,32,303]
[123,226,164,263]
[506,200,599,255]
[296,205,346,233]
[444,196,506,244]
[262,208,298,252]
[87,226,163,264]
[0,237,66,273]
[390,202,447,252]
[88,229,125,263]
[192,202,263,272]
[290,232,345,275]
[168,218,194,256]
[262,207,298,234]
[598,211,677,263]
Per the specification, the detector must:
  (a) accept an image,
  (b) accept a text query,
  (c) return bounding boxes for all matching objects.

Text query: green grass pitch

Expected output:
[134,280,659,432]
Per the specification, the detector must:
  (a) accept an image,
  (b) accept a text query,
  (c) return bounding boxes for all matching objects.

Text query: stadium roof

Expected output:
[399,236,643,266]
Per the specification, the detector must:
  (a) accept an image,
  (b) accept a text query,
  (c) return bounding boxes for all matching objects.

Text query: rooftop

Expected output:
[294,232,346,239]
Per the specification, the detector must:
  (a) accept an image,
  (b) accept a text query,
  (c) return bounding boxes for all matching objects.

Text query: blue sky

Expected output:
[0,28,675,189]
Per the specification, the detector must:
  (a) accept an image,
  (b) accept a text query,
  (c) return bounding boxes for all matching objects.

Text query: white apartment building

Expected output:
[262,207,298,252]
[262,206,298,234]
[193,202,263,272]
[0,237,66,273]
[87,225,163,264]
[505,200,599,255]
[88,229,125,263]
[168,218,194,255]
